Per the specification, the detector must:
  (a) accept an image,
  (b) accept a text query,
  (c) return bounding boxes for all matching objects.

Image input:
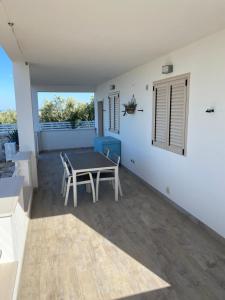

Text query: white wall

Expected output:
[39,128,96,151]
[95,29,225,238]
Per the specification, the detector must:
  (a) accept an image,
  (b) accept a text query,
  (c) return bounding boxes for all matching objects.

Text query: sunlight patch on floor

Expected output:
[66,215,170,300]
[21,213,170,299]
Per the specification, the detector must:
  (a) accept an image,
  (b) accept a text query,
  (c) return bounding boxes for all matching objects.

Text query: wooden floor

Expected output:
[18,150,225,300]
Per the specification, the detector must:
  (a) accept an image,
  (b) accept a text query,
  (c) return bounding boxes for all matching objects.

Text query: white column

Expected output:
[31,86,40,154]
[13,62,38,187]
[31,86,40,132]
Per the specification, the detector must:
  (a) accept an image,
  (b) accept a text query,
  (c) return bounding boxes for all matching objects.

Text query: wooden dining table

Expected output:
[66,151,118,207]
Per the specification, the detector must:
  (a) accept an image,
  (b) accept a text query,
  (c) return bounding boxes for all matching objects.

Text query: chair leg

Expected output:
[61,171,65,194]
[96,172,100,201]
[90,176,96,203]
[111,180,115,189]
[114,166,119,201]
[73,173,78,208]
[64,177,71,206]
[63,179,67,197]
[118,176,123,197]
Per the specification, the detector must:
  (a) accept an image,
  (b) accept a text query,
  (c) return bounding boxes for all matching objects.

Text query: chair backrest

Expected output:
[64,160,71,177]
[110,153,120,165]
[60,152,72,177]
[60,151,65,165]
[103,148,110,158]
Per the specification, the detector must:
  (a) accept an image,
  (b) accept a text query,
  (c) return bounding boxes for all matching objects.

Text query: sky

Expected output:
[0,47,15,111]
[0,47,93,111]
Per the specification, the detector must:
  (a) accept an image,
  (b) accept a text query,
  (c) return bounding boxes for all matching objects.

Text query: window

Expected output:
[152,74,189,155]
[108,92,120,133]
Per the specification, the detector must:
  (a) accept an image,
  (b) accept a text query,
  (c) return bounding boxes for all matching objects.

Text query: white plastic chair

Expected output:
[60,152,96,206]
[103,147,110,158]
[96,153,123,201]
[60,152,66,195]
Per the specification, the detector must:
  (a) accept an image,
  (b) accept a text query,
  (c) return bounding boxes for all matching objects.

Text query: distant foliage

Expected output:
[0,110,17,124]
[39,96,94,122]
[0,96,94,124]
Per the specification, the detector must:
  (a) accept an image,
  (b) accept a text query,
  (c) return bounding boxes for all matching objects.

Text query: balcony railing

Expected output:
[40,121,95,131]
[0,124,17,135]
[0,121,95,135]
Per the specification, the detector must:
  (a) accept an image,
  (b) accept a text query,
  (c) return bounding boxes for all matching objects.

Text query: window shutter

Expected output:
[108,96,114,130]
[168,78,187,154]
[114,93,120,133]
[152,82,169,149]
[152,73,189,155]
[108,92,120,133]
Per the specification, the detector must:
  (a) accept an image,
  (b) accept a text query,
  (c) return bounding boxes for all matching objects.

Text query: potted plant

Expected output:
[123,95,137,115]
[4,130,19,161]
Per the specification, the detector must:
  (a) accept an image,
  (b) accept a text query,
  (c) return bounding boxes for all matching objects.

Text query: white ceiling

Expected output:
[1,0,225,88]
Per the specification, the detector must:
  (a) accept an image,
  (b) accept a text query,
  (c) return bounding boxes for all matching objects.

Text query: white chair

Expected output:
[60,152,96,206]
[96,153,123,201]
[103,147,110,158]
[60,152,66,195]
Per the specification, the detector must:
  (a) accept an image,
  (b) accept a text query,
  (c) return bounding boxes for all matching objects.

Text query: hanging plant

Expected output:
[123,94,137,116]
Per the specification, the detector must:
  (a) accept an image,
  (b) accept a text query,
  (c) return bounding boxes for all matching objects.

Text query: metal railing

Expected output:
[40,121,95,131]
[0,124,17,135]
[0,121,95,135]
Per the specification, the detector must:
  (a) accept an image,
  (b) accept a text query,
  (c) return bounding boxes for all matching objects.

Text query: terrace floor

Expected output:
[18,150,225,300]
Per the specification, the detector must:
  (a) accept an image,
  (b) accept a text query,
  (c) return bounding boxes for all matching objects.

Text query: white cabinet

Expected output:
[4,142,16,162]
[0,176,24,263]
[0,152,34,299]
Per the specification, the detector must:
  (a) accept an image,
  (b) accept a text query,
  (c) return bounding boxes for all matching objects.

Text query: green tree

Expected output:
[63,98,78,121]
[86,97,94,121]
[39,96,94,123]
[0,110,17,124]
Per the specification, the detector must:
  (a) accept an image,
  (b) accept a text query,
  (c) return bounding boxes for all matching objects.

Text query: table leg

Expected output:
[115,166,119,201]
[73,170,77,207]
[86,184,91,193]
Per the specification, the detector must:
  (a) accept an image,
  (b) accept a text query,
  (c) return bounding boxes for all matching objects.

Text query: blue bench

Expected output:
[94,136,121,160]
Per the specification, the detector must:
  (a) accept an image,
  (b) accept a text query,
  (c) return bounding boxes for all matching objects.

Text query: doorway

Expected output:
[97,100,104,136]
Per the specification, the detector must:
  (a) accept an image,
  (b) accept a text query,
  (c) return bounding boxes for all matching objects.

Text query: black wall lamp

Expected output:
[205,107,215,113]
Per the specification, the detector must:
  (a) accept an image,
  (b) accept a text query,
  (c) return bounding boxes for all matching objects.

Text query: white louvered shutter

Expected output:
[168,78,187,155]
[108,93,120,133]
[152,74,189,155]
[114,93,120,133]
[108,95,114,131]
[152,82,169,149]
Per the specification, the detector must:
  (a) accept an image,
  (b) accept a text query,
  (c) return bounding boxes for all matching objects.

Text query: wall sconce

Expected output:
[205,107,215,113]
[162,64,173,74]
